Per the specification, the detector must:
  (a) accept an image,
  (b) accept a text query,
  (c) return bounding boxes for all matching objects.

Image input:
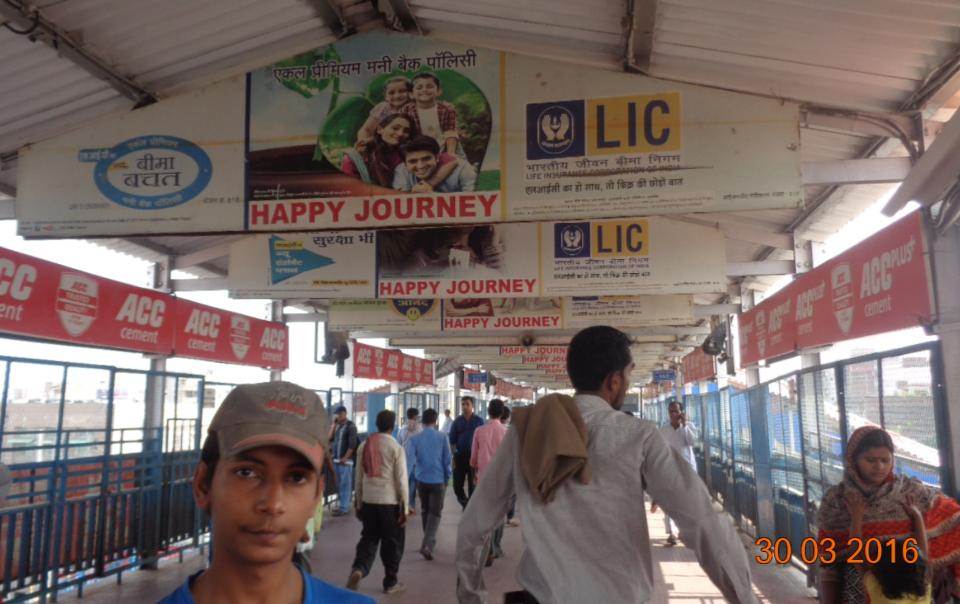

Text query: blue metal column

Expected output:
[749,386,776,538]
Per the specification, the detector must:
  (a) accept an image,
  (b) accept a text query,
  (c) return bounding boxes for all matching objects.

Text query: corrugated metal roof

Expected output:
[1,0,958,299]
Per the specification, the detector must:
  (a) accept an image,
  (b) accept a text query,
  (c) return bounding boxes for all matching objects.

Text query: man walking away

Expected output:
[408,409,452,561]
[652,400,699,546]
[397,407,422,515]
[347,410,408,595]
[449,396,484,510]
[330,405,358,516]
[470,399,509,564]
[455,326,757,604]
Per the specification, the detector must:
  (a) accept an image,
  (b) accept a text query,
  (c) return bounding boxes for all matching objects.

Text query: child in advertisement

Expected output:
[404,72,459,156]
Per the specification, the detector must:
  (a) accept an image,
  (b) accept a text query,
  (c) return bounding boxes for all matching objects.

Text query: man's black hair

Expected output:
[412,71,441,88]
[669,400,684,411]
[461,395,476,405]
[488,399,505,419]
[422,408,439,425]
[376,410,396,433]
[406,407,420,420]
[401,135,440,159]
[566,325,632,392]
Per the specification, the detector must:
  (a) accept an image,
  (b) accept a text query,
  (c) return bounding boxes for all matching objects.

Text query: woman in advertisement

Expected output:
[379,225,505,276]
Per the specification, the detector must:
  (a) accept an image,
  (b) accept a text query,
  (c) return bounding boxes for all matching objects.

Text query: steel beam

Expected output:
[801,108,919,141]
[304,0,353,37]
[726,260,794,277]
[801,158,911,187]
[692,303,739,317]
[624,0,657,73]
[170,277,228,292]
[884,108,960,216]
[0,198,13,220]
[0,1,156,107]
[172,239,242,270]
[284,311,328,323]
[380,0,422,34]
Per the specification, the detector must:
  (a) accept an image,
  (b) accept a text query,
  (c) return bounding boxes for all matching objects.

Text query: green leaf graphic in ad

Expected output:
[316,96,374,170]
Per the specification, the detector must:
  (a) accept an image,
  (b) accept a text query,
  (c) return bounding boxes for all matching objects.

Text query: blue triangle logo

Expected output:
[269,236,335,284]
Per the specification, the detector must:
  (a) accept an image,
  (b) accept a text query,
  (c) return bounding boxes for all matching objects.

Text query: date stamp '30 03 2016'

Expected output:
[754,537,921,566]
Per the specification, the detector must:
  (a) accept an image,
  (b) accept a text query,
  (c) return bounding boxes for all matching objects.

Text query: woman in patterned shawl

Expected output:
[817,425,960,603]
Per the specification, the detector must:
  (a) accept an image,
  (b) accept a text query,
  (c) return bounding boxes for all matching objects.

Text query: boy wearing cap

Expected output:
[159,382,373,604]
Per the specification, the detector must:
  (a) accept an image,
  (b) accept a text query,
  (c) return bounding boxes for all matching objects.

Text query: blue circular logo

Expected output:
[94,135,212,210]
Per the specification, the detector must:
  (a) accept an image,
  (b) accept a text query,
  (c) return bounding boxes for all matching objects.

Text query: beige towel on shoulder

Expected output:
[511,393,592,503]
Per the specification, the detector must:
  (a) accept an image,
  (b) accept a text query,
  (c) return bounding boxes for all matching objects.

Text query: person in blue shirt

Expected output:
[449,396,484,510]
[159,382,373,604]
[408,408,452,560]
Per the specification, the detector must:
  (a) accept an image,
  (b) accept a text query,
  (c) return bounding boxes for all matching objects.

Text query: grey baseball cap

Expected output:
[208,382,329,471]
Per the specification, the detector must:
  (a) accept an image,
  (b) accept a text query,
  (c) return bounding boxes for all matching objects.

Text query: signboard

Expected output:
[541,218,727,295]
[564,294,693,327]
[739,210,934,366]
[0,246,174,353]
[652,369,676,383]
[443,298,561,330]
[228,218,722,298]
[352,342,434,385]
[681,347,716,384]
[17,78,246,237]
[18,32,801,238]
[494,380,535,401]
[464,370,489,385]
[229,231,376,298]
[328,299,441,332]
[173,299,288,369]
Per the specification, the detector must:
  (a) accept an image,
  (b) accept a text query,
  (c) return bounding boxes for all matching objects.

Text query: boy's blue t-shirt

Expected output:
[158,567,375,603]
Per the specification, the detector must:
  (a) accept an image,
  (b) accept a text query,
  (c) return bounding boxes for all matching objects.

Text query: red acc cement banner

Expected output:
[0,246,173,354]
[173,299,288,370]
[352,342,434,386]
[682,347,716,384]
[740,211,933,366]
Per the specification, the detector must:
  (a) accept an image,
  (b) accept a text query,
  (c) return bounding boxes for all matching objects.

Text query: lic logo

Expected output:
[526,100,585,160]
[554,223,590,258]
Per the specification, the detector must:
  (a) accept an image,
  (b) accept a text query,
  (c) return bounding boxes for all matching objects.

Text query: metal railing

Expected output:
[684,342,951,581]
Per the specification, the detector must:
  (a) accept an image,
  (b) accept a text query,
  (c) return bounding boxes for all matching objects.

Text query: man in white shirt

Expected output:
[440,408,453,435]
[455,326,756,604]
[653,400,699,546]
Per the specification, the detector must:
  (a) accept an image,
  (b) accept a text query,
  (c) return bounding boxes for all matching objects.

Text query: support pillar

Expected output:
[270,300,284,382]
[933,225,960,497]
[740,285,761,387]
[795,237,823,369]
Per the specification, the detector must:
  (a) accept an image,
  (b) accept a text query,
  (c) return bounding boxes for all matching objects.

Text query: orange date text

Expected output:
[753,537,919,565]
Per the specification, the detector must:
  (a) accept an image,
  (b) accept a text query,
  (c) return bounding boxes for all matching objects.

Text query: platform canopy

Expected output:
[1,0,959,387]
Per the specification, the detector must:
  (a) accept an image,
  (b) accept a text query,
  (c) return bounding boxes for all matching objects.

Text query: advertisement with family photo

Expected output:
[442,297,562,331]
[246,31,502,230]
[376,222,539,299]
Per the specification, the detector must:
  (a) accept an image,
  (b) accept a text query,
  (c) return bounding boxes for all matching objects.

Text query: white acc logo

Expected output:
[537,106,574,154]
[560,225,585,256]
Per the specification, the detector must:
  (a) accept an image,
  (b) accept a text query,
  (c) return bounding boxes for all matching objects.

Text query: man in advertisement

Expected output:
[651,400,699,546]
[449,396,484,510]
[330,406,359,516]
[392,136,477,193]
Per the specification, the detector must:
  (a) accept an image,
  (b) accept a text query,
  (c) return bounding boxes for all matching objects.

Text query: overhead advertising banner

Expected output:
[564,294,693,327]
[17,78,246,237]
[247,32,502,231]
[352,342,434,385]
[681,347,716,384]
[443,298,561,330]
[328,299,441,332]
[18,32,801,239]
[173,299,288,370]
[739,210,933,366]
[504,53,801,220]
[652,369,676,383]
[0,246,173,353]
[493,380,535,401]
[377,223,539,298]
[228,218,722,298]
[541,218,727,295]
[229,231,376,298]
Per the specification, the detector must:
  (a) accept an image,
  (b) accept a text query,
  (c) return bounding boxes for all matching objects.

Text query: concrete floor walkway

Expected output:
[72,490,815,603]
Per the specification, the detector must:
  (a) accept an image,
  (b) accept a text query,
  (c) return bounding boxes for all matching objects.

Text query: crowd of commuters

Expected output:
[145,323,960,603]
